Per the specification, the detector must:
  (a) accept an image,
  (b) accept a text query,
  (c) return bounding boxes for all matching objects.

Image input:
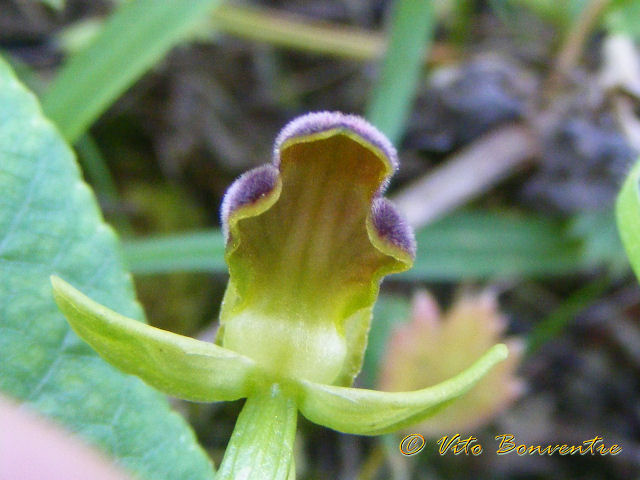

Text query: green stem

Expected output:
[211,4,384,61]
[217,384,298,480]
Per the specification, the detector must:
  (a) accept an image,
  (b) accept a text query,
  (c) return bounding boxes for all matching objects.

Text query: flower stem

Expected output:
[217,384,298,480]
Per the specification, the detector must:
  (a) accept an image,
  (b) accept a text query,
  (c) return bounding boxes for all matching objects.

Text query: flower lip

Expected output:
[273,111,398,172]
[218,111,415,385]
[220,165,279,240]
[370,197,417,260]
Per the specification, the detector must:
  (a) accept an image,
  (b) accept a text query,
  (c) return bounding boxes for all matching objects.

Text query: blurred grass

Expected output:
[38,0,65,9]
[406,210,624,280]
[75,135,120,205]
[366,0,435,143]
[362,295,411,388]
[503,0,640,38]
[120,183,217,334]
[43,0,222,142]
[495,0,588,27]
[122,210,624,280]
[124,230,227,274]
[209,4,390,61]
[55,4,454,69]
[526,278,612,354]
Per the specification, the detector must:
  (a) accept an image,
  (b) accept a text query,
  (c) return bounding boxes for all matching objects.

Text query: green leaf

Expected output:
[365,0,434,143]
[604,0,640,38]
[293,344,508,435]
[51,276,259,402]
[0,57,214,480]
[42,0,222,143]
[616,158,640,279]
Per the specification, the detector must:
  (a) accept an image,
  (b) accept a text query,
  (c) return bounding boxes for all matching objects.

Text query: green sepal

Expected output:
[616,158,640,281]
[51,276,260,402]
[291,343,508,435]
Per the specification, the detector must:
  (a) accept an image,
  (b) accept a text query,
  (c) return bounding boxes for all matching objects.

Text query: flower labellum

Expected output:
[218,112,415,386]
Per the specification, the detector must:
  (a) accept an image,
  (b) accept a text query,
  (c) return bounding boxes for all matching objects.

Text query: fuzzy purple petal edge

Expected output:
[273,111,398,171]
[371,197,416,259]
[221,165,279,239]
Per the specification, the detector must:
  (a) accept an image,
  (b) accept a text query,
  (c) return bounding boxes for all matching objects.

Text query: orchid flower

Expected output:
[51,112,507,480]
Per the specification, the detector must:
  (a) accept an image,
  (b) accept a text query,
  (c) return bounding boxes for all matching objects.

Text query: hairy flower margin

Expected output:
[217,112,417,387]
[51,112,507,478]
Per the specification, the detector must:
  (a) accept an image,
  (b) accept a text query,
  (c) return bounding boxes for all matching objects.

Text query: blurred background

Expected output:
[2,0,640,478]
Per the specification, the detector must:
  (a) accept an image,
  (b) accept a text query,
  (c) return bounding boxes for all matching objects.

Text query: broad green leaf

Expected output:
[366,0,434,143]
[293,343,508,435]
[616,158,640,280]
[42,0,222,143]
[52,276,259,402]
[0,57,214,480]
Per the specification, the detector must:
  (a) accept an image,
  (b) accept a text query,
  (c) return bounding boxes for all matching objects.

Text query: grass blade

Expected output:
[526,278,611,355]
[122,211,622,280]
[43,0,221,142]
[407,211,586,280]
[365,0,435,143]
